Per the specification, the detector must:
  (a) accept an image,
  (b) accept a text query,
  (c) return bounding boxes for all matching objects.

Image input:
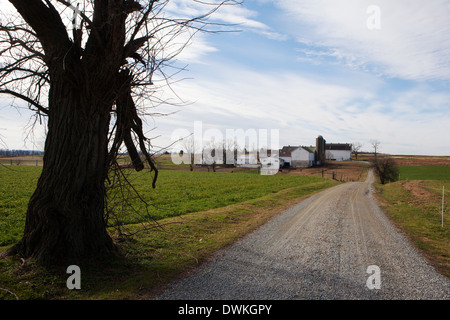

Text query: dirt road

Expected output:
[156,170,450,299]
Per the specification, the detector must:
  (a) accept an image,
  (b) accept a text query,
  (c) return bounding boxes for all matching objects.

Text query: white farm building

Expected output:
[279,136,352,168]
[279,146,315,168]
[325,143,352,161]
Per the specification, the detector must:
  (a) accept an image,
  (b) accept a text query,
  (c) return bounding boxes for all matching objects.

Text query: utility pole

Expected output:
[443,185,445,228]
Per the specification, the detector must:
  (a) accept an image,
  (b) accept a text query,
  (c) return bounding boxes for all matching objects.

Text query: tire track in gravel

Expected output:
[155,170,450,300]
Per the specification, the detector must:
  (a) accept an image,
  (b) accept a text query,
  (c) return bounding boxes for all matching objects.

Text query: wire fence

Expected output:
[0,159,43,166]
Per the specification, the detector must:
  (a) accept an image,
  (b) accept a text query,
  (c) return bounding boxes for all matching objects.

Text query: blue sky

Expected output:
[1,0,450,155]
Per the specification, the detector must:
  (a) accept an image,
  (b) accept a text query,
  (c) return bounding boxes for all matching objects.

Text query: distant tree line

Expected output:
[0,149,44,157]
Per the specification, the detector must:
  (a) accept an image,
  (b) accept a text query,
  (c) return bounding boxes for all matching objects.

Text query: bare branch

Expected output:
[0,88,48,115]
[8,0,71,58]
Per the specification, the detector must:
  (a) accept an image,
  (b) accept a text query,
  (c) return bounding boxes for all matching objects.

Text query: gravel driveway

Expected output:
[156,170,450,300]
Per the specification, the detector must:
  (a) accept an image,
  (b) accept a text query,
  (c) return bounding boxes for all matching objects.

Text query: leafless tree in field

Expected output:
[181,134,195,171]
[0,0,234,265]
[370,139,380,159]
[352,142,363,160]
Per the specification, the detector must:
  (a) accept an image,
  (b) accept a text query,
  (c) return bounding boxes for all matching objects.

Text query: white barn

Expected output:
[279,146,315,168]
[325,143,352,161]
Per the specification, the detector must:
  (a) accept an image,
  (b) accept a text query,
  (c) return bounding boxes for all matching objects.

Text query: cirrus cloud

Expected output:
[276,0,450,81]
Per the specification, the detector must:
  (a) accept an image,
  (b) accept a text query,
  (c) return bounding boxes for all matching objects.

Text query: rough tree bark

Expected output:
[8,77,117,265]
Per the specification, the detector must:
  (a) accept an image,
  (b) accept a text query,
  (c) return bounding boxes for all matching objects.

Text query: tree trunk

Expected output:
[7,77,117,265]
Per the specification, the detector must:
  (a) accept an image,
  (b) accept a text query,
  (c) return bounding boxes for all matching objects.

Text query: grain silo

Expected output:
[315,135,326,165]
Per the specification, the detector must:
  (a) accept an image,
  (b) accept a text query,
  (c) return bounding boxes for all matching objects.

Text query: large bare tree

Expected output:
[370,139,380,159]
[352,142,363,160]
[0,0,230,265]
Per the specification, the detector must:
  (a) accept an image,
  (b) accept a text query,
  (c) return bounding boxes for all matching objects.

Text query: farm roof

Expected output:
[280,146,315,157]
[280,146,298,157]
[325,143,352,151]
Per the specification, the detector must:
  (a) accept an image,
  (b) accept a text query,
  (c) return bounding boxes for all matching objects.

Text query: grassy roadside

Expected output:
[374,179,450,278]
[0,178,339,300]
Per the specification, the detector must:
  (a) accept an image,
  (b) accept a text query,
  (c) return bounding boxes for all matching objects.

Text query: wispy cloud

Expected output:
[163,0,287,63]
[276,0,450,81]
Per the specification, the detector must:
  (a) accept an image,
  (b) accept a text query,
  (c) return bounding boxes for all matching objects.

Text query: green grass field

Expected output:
[0,166,38,247]
[376,165,450,278]
[398,166,450,181]
[0,166,333,247]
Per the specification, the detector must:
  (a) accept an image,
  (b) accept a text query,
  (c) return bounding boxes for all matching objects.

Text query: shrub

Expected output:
[371,157,399,184]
